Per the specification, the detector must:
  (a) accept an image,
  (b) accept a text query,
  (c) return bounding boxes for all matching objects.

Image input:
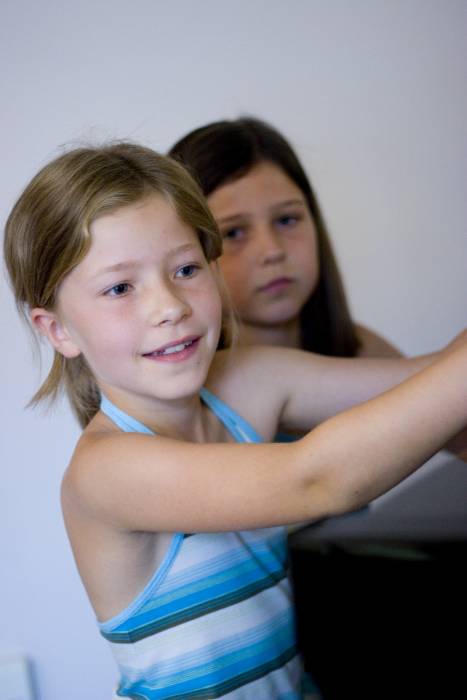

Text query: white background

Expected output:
[1,1,466,698]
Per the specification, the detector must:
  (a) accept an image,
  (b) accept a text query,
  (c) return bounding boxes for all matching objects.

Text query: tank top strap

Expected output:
[200,388,263,444]
[100,391,263,444]
[100,394,155,435]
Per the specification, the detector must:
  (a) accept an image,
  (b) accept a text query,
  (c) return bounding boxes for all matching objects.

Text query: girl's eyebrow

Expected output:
[216,213,250,226]
[217,199,307,225]
[93,260,140,278]
[94,260,140,277]
[270,198,307,211]
[93,244,198,278]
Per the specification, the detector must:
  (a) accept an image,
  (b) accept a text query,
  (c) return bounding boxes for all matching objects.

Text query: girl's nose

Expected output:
[147,283,191,326]
[257,227,286,265]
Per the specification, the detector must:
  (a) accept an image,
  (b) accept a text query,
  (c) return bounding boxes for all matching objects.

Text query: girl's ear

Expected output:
[30,308,81,358]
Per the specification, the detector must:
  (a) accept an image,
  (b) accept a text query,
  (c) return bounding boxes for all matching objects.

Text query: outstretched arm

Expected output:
[64,343,467,534]
[298,342,467,516]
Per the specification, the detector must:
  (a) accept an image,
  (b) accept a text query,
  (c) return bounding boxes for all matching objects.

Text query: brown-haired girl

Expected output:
[169,117,400,358]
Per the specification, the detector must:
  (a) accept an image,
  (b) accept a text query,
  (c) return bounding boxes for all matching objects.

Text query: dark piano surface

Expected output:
[288,452,467,699]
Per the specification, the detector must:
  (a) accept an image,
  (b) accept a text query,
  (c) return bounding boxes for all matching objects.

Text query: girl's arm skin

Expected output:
[63,338,467,536]
[355,325,466,456]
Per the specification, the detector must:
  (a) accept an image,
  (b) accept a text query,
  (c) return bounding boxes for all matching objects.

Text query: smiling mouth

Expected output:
[143,336,200,359]
[154,340,195,356]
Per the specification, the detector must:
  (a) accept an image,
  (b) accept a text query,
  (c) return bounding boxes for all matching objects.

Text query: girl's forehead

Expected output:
[89,195,195,246]
[208,161,305,214]
[72,197,201,276]
[91,193,175,232]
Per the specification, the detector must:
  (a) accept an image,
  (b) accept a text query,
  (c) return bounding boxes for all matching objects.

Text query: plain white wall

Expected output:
[1,1,466,698]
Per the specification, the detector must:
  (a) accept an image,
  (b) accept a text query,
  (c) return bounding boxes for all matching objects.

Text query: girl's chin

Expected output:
[249,309,302,327]
[243,297,306,327]
[239,316,302,346]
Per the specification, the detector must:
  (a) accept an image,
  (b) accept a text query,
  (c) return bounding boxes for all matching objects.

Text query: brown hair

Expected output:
[4,142,226,427]
[169,117,360,357]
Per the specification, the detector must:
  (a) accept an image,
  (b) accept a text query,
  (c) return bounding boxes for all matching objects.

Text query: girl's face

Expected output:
[207,161,319,331]
[45,195,222,411]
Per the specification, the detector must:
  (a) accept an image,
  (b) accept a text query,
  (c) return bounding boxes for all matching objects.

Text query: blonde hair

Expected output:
[4,142,229,427]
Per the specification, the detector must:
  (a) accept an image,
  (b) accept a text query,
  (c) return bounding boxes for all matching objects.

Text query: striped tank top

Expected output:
[99,388,303,699]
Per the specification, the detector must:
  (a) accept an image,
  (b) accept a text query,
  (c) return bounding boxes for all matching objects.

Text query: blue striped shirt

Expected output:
[99,389,303,699]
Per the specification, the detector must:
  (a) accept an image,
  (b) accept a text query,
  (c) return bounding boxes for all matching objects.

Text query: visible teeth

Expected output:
[159,340,193,355]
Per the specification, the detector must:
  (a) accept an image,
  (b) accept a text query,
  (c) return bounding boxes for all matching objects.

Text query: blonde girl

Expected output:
[4,142,466,700]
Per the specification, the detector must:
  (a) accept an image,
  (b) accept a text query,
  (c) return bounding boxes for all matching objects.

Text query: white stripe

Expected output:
[218,657,303,699]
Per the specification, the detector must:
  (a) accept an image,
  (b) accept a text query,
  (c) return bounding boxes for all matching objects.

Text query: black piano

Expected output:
[288,453,467,699]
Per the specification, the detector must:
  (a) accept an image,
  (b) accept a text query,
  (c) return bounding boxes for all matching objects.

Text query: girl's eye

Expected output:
[106,283,130,297]
[275,214,299,228]
[223,227,245,242]
[176,264,199,278]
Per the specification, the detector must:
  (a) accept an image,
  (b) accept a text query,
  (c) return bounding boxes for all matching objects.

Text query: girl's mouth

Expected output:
[258,277,293,294]
[143,336,200,362]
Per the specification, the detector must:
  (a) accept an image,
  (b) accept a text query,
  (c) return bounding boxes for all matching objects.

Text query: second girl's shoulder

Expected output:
[355,324,402,358]
[206,345,290,438]
[207,345,296,396]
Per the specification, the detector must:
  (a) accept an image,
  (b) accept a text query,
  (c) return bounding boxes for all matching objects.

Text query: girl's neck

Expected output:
[98,387,222,444]
[238,319,302,349]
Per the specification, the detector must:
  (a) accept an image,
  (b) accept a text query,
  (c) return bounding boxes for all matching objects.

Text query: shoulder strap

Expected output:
[100,394,155,435]
[100,391,263,444]
[200,388,263,444]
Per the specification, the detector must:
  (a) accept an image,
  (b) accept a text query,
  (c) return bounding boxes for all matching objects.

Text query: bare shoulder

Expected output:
[61,412,175,515]
[61,419,206,531]
[208,345,280,390]
[61,422,138,520]
[355,324,403,358]
[206,346,292,439]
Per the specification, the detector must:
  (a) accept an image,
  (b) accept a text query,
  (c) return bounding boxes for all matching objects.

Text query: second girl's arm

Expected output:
[252,330,467,435]
[63,343,467,534]
[211,343,438,438]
